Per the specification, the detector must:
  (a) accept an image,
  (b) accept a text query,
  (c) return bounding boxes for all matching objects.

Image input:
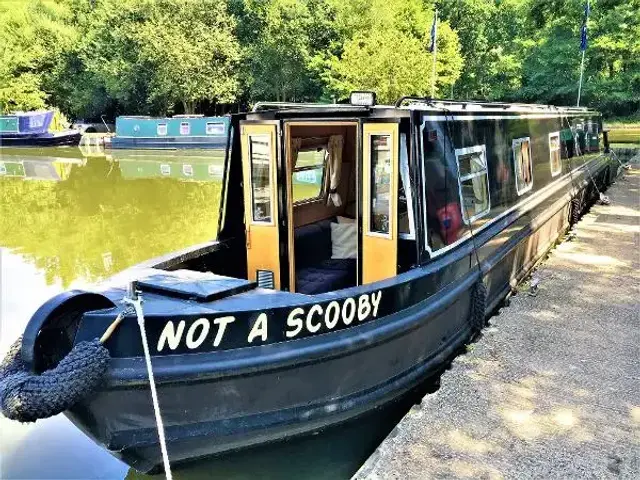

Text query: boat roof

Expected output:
[249,97,600,117]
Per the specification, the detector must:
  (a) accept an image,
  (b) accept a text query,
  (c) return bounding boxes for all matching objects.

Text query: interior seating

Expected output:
[294,219,356,294]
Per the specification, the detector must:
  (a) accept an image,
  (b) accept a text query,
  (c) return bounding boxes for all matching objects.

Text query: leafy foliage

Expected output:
[0,0,637,116]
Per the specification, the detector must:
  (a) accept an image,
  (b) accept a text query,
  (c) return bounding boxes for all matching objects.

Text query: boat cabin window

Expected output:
[180,122,191,135]
[292,146,327,203]
[206,122,225,135]
[421,125,468,252]
[249,135,274,223]
[549,132,562,177]
[157,123,168,136]
[512,137,533,195]
[369,134,392,235]
[455,145,491,224]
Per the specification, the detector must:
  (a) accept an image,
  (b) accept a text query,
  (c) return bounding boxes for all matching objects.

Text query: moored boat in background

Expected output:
[110,115,230,150]
[0,110,81,147]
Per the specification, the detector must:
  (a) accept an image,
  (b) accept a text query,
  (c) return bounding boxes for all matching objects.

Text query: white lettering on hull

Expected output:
[155,291,383,352]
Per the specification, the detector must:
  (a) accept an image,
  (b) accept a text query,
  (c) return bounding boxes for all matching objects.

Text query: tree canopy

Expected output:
[0,0,637,117]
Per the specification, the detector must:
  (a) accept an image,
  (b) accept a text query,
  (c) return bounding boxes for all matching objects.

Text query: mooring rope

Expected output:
[123,293,173,480]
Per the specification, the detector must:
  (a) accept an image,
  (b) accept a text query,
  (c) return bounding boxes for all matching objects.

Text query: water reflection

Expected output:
[0,147,223,287]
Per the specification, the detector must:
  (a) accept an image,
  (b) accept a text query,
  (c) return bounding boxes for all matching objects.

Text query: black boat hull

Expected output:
[0,131,81,147]
[65,268,476,473]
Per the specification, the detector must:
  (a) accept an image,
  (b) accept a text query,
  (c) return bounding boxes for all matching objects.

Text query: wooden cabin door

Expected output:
[241,123,282,289]
[362,122,399,283]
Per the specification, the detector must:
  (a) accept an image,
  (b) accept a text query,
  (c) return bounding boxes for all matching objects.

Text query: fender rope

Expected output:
[0,308,133,423]
[471,280,487,333]
[0,336,110,422]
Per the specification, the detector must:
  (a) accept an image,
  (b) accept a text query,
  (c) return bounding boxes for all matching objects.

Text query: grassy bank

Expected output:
[604,118,640,144]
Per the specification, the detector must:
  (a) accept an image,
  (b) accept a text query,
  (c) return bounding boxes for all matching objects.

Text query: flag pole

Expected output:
[431,10,438,98]
[577,0,589,107]
[577,48,586,107]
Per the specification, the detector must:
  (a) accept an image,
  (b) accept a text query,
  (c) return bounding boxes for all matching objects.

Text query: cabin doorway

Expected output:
[285,122,359,294]
[240,118,401,295]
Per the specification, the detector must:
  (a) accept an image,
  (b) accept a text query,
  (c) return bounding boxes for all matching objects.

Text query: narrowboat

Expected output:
[110,115,230,149]
[0,111,81,147]
[1,93,617,473]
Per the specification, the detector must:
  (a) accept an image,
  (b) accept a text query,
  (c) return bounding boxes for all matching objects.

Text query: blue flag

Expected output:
[429,11,438,53]
[580,1,589,51]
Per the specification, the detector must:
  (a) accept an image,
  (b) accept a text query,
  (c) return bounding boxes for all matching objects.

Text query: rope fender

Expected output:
[471,280,487,332]
[0,336,110,423]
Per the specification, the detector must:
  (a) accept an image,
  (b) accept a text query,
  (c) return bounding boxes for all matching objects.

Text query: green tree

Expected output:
[325,0,463,103]
[0,0,78,112]
[81,0,242,115]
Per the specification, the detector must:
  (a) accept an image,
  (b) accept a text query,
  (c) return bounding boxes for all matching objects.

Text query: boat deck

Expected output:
[355,165,640,479]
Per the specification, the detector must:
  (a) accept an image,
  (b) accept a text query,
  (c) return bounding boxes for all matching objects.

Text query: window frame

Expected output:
[512,136,533,195]
[248,134,275,225]
[157,123,168,136]
[180,122,191,136]
[367,132,394,238]
[454,144,491,225]
[549,131,562,177]
[291,146,328,205]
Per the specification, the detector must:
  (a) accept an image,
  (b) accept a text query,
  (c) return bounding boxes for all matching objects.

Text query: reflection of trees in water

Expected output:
[0,158,221,287]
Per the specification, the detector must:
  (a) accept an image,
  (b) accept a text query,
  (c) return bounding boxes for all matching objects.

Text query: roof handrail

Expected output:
[395,96,593,113]
[252,102,358,112]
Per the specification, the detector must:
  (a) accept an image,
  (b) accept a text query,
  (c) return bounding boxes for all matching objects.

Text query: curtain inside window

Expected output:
[327,135,344,207]
[290,137,303,168]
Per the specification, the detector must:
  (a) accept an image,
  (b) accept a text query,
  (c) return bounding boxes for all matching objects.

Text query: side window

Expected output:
[206,122,225,135]
[369,134,392,235]
[455,145,490,224]
[292,147,327,203]
[180,122,190,135]
[249,135,273,223]
[512,137,533,195]
[157,123,168,136]
[549,132,561,177]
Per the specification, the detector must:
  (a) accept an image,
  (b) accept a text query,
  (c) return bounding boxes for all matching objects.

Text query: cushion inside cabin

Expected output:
[294,218,356,294]
[330,222,357,259]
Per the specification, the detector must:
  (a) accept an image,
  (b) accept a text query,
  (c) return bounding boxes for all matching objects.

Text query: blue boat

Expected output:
[110,115,230,150]
[0,93,618,474]
[0,110,81,147]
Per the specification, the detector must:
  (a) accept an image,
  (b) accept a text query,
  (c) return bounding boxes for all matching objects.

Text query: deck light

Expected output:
[349,91,377,107]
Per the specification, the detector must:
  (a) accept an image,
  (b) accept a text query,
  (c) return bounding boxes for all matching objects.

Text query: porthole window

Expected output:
[512,137,533,195]
[549,132,561,177]
[455,145,491,224]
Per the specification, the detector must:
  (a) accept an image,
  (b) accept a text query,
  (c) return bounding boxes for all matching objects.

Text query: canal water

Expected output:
[0,146,430,479]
